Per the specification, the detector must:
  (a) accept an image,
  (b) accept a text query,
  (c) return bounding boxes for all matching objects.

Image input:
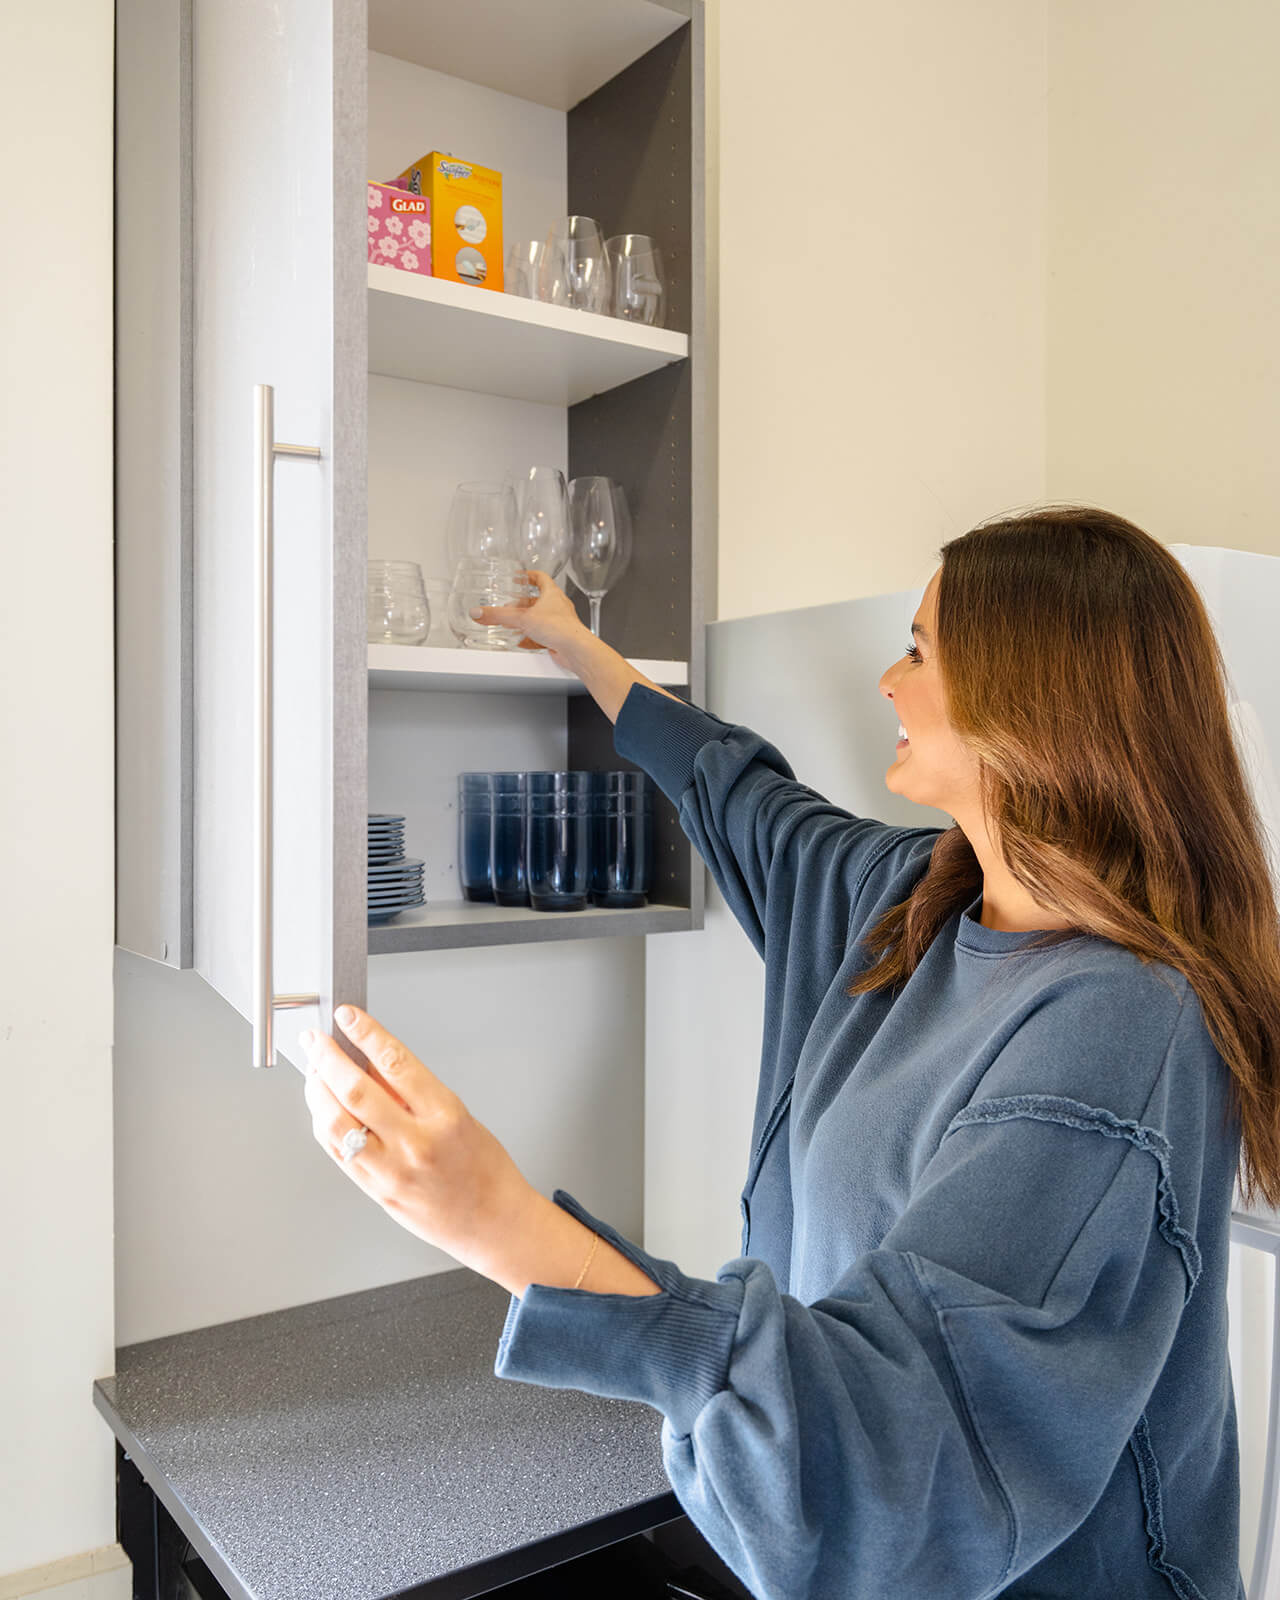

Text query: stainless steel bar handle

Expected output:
[253,383,322,1068]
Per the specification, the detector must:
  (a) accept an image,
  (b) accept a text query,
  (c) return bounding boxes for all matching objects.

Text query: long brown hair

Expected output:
[848,505,1280,1208]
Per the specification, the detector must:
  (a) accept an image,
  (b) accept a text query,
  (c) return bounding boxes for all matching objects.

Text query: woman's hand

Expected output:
[301,1006,663,1299]
[300,1006,536,1278]
[470,569,587,667]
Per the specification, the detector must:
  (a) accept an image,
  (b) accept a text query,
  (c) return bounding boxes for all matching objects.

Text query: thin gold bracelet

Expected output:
[573,1230,600,1290]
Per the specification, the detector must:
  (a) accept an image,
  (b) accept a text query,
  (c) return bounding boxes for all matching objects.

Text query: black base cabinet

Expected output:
[119,1447,753,1600]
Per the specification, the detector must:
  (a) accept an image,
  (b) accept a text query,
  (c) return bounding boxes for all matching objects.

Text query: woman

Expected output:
[300,506,1278,1598]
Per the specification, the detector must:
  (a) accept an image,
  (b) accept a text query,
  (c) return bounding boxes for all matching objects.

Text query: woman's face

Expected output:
[878,568,982,817]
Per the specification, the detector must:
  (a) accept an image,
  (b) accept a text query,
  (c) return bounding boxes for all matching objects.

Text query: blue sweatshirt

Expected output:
[494,684,1244,1599]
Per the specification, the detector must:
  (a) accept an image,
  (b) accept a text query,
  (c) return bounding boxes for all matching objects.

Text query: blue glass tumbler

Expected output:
[458,774,494,902]
[525,771,592,911]
[590,772,654,908]
[490,772,530,907]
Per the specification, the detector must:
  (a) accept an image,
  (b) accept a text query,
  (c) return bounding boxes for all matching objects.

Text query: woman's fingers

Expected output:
[303,1066,378,1166]
[301,1026,401,1128]
[333,1004,443,1113]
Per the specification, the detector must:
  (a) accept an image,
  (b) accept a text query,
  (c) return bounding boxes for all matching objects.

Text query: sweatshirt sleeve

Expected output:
[613,682,931,960]
[494,990,1209,1600]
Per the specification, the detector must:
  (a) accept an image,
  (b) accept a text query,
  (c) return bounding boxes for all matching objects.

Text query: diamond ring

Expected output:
[339,1125,369,1161]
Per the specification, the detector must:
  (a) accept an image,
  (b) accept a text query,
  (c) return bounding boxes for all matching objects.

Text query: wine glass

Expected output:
[513,466,570,582]
[547,217,611,314]
[605,235,666,327]
[567,476,633,639]
[445,482,518,572]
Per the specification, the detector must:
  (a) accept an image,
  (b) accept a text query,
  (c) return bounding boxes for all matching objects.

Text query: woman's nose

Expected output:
[878,661,900,700]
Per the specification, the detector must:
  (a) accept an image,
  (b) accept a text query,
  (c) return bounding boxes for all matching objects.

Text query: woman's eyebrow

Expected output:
[911,623,931,643]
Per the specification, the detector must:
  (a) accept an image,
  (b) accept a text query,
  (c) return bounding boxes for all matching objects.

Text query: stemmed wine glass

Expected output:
[567,476,632,639]
[445,481,518,570]
[512,466,570,580]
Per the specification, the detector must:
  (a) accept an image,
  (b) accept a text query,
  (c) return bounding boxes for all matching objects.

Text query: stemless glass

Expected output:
[504,240,568,304]
[605,235,666,327]
[567,476,633,639]
[447,559,537,650]
[445,481,518,571]
[457,774,494,902]
[512,465,570,584]
[589,771,654,908]
[547,217,611,314]
[525,772,592,911]
[367,560,430,645]
[490,773,531,906]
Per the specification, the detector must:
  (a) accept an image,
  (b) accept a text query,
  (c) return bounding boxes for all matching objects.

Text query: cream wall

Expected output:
[1047,0,1280,552]
[710,0,1049,621]
[0,6,125,1599]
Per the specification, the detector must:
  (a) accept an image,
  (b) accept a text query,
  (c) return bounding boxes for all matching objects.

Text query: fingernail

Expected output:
[299,1029,316,1050]
[469,607,483,619]
[336,1005,356,1027]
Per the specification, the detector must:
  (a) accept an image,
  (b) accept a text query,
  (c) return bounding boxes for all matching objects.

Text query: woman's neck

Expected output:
[958,813,1076,934]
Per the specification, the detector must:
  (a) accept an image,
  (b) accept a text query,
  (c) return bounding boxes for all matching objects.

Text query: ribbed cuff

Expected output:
[493,1189,743,1437]
[613,684,736,809]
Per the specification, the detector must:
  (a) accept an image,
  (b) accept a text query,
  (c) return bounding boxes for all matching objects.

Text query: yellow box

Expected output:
[395,151,503,292]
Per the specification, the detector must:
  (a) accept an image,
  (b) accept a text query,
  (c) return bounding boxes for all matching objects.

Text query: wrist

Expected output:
[557,623,605,678]
[481,1188,661,1299]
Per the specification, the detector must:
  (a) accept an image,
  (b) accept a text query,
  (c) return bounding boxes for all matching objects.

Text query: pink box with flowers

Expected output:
[367,181,432,276]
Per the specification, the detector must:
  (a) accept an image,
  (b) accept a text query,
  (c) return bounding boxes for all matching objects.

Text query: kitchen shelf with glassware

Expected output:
[367,262,685,406]
[367,758,676,950]
[367,643,687,695]
[367,147,681,404]
[369,469,641,662]
[367,898,694,956]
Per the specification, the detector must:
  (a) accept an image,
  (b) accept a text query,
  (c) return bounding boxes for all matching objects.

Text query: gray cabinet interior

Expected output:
[114,0,193,968]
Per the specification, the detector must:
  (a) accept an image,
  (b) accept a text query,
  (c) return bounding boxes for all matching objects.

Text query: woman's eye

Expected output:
[904,642,923,664]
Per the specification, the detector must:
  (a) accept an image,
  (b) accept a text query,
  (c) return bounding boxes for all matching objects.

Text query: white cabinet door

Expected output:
[192,0,367,1068]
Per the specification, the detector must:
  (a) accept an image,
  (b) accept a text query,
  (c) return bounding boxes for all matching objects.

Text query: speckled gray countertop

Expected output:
[93,1266,679,1600]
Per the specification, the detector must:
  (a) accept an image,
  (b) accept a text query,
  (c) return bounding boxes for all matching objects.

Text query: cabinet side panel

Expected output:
[332,0,369,1022]
[115,0,193,966]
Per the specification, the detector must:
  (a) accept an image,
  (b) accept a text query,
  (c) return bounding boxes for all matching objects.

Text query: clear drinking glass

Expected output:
[512,466,570,585]
[447,559,537,650]
[547,217,611,314]
[445,482,518,571]
[367,559,430,645]
[504,240,568,304]
[605,235,666,327]
[422,576,453,646]
[567,477,633,639]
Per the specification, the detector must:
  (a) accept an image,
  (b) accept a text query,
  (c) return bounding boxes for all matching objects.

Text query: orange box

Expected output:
[394,151,503,291]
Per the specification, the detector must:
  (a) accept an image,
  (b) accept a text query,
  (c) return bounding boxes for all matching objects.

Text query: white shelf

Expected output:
[367,0,687,112]
[368,899,694,955]
[367,265,688,404]
[368,643,688,694]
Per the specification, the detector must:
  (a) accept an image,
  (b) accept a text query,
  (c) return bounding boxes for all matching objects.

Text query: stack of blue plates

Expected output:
[368,814,426,924]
